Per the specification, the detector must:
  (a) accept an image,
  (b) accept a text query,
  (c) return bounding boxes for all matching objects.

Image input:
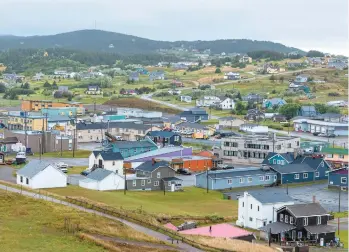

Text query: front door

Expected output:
[292,230,296,240]
[98,159,103,168]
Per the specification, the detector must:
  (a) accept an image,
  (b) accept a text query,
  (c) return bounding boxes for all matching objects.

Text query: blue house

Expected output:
[293,156,331,180]
[328,168,348,190]
[262,98,287,109]
[299,106,317,117]
[149,71,165,81]
[128,72,139,81]
[270,163,315,184]
[179,108,209,123]
[295,75,308,83]
[146,131,182,147]
[262,152,295,166]
[135,68,149,75]
[112,138,158,158]
[195,167,277,190]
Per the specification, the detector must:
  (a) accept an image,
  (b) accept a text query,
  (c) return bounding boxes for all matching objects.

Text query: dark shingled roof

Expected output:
[282,203,329,217]
[162,177,183,181]
[77,122,151,131]
[248,191,294,204]
[205,168,276,179]
[305,225,336,234]
[262,152,295,165]
[136,160,170,172]
[99,151,123,160]
[271,163,314,174]
[292,156,327,170]
[259,222,295,234]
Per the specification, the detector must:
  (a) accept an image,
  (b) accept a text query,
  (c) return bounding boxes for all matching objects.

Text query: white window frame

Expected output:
[277,160,281,164]
[227,179,232,184]
[290,216,294,224]
[281,160,285,165]
[285,215,289,223]
[157,172,161,179]
[132,180,137,187]
[259,176,264,181]
[317,216,321,225]
[315,172,320,177]
[303,217,308,226]
[303,173,308,179]
[280,214,284,222]
[247,177,252,183]
[294,174,300,179]
[154,181,159,186]
[141,180,145,186]
[273,159,276,164]
[265,175,270,181]
[339,155,345,159]
[341,177,347,184]
[239,178,244,183]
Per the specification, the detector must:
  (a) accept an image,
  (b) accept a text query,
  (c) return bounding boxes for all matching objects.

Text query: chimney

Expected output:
[312,195,316,203]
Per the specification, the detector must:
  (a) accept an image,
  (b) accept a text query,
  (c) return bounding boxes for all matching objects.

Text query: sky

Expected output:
[0,0,348,55]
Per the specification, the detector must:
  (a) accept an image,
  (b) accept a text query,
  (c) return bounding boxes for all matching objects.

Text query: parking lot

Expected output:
[223,182,348,212]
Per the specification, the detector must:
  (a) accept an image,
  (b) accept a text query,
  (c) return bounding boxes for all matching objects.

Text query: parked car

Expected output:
[95,139,102,143]
[177,168,192,175]
[313,132,320,136]
[81,170,91,176]
[318,133,327,137]
[328,134,336,138]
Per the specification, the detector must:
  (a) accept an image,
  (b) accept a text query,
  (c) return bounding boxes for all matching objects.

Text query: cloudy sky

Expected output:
[1,0,348,55]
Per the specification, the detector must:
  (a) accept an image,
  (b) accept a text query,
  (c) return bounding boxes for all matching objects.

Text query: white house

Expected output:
[79,168,125,191]
[16,160,67,189]
[218,97,235,110]
[180,95,192,103]
[88,151,124,174]
[218,116,245,128]
[239,124,268,134]
[196,96,235,110]
[236,191,295,229]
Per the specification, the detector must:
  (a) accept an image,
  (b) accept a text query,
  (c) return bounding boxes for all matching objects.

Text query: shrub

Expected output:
[328,92,340,97]
[269,125,283,130]
[33,87,40,91]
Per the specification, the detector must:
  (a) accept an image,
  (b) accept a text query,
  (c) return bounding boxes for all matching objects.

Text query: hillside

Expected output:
[0,29,303,55]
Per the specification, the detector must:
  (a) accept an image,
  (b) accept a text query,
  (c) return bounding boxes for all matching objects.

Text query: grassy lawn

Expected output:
[200,119,219,125]
[68,166,88,174]
[338,230,348,248]
[332,211,348,218]
[0,191,161,252]
[42,150,91,158]
[47,186,237,218]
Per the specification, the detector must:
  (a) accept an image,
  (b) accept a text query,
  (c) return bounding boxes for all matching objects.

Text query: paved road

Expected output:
[0,165,16,182]
[328,218,348,231]
[0,184,203,252]
[224,183,348,212]
[27,156,89,166]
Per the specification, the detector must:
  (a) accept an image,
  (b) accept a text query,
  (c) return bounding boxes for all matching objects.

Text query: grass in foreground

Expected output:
[0,191,161,252]
[338,230,348,248]
[68,166,88,174]
[42,150,91,158]
[48,186,237,218]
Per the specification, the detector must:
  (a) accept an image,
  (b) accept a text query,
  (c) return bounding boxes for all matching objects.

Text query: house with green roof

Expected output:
[322,147,348,167]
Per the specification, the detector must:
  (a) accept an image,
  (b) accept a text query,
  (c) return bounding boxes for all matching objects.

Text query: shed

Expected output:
[79,168,125,191]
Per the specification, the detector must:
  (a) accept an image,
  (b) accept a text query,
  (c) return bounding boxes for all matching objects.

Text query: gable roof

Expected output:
[293,157,326,170]
[135,160,170,172]
[281,203,329,217]
[265,98,286,106]
[301,106,316,112]
[99,151,124,161]
[147,131,179,138]
[76,122,151,131]
[199,167,276,179]
[17,160,59,178]
[270,163,314,174]
[262,152,294,165]
[86,168,113,181]
[248,191,294,204]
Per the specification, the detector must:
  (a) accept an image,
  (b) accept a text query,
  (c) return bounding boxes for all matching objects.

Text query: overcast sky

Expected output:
[1,0,348,55]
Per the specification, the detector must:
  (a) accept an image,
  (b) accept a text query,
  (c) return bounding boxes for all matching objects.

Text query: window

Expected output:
[274,175,277,180]
[147,179,151,184]
[273,159,277,164]
[287,143,291,148]
[239,178,244,183]
[320,162,324,167]
[154,181,159,186]
[290,216,294,224]
[303,173,308,179]
[317,216,321,225]
[257,206,260,211]
[20,176,23,183]
[248,177,252,183]
[285,215,289,223]
[168,181,171,186]
[249,217,253,222]
[26,178,29,184]
[341,177,347,184]
[227,179,232,184]
[339,155,345,159]
[294,174,300,179]
[280,214,284,222]
[297,231,302,239]
[281,160,285,165]
[259,176,264,181]
[141,180,145,186]
[250,204,252,209]
[315,172,320,177]
[277,160,281,164]
[242,202,244,207]
[112,161,115,166]
[303,217,308,226]
[327,154,333,158]
[265,175,270,181]
[132,180,137,187]
[157,172,161,178]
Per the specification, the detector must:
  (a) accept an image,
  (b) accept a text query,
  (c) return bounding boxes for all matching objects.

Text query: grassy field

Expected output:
[0,191,162,252]
[338,230,348,248]
[68,166,88,174]
[47,186,237,218]
[332,211,348,218]
[42,150,91,158]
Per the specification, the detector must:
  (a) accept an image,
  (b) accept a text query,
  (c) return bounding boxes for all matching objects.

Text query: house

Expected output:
[217,97,235,110]
[126,160,182,191]
[218,116,245,128]
[224,72,241,80]
[320,113,347,123]
[180,96,192,103]
[321,148,349,167]
[266,67,278,74]
[16,160,67,189]
[41,107,85,117]
[58,86,69,92]
[298,106,317,117]
[32,72,45,81]
[146,131,182,147]
[263,98,287,109]
[158,155,213,172]
[88,151,124,174]
[262,152,296,166]
[116,108,162,118]
[128,72,139,81]
[295,75,308,83]
[79,168,125,191]
[293,118,348,136]
[172,79,184,87]
[196,167,277,190]
[124,146,192,162]
[111,138,158,158]
[179,108,209,122]
[174,121,215,137]
[215,135,301,164]
[270,163,315,184]
[239,56,252,63]
[292,156,331,180]
[236,191,295,229]
[259,203,335,244]
[287,62,303,68]
[242,93,264,103]
[85,85,102,95]
[21,100,84,112]
[239,124,268,134]
[328,168,348,190]
[196,96,221,107]
[326,100,348,107]
[244,109,265,121]
[149,71,165,81]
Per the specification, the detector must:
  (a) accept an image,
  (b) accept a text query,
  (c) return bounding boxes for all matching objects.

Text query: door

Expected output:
[292,230,296,240]
[171,183,175,192]
[98,159,103,168]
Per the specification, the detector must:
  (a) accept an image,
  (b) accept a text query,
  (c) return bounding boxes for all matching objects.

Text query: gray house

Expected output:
[299,106,317,117]
[129,72,140,81]
[126,160,182,191]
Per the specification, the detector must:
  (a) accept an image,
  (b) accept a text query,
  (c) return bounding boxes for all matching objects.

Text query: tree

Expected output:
[43,81,51,88]
[52,81,58,89]
[215,68,221,74]
[306,50,324,57]
[0,83,6,93]
[326,106,340,114]
[279,76,284,83]
[236,92,242,100]
[198,59,203,67]
[53,91,63,98]
[269,75,276,82]
[23,82,30,89]
[235,101,245,115]
[279,103,301,119]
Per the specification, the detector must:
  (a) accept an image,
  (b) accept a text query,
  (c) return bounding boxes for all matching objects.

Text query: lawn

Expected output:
[68,166,88,174]
[42,150,91,158]
[0,191,161,252]
[332,211,348,218]
[47,186,237,218]
[338,230,348,248]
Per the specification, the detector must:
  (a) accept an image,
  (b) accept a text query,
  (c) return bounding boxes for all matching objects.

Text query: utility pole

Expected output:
[286,180,288,195]
[338,186,341,235]
[39,138,42,161]
[94,100,96,113]
[206,168,209,193]
[24,111,28,147]
[73,128,76,157]
[60,135,63,157]
[163,179,166,196]
[124,167,127,195]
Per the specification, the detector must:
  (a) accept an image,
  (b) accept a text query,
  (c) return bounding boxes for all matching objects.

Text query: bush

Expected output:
[157,83,171,89]
[0,83,6,93]
[33,87,40,91]
[154,91,170,97]
[269,125,283,130]
[215,68,221,74]
[74,95,82,101]
[328,92,340,97]
[103,92,111,97]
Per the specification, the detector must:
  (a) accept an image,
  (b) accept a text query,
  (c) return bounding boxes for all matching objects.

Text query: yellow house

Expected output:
[322,147,348,168]
[7,112,47,131]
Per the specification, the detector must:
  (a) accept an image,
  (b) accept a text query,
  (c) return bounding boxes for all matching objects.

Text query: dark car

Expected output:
[328,134,336,138]
[80,170,91,176]
[313,132,320,136]
[177,168,192,175]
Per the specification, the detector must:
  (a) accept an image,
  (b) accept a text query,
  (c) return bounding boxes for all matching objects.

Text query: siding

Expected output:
[314,162,330,180]
[328,173,348,188]
[281,172,314,184]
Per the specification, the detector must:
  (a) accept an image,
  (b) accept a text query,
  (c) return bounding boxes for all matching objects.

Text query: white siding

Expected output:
[103,160,124,174]
[79,173,125,191]
[88,153,96,169]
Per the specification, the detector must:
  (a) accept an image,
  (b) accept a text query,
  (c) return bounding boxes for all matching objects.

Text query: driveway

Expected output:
[0,165,16,182]
[27,157,89,166]
[224,183,348,212]
[68,174,86,185]
[78,142,104,151]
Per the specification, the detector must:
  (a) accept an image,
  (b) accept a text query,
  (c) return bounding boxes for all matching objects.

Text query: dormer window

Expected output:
[303,217,308,226]
[290,216,294,224]
[280,214,284,222]
[285,215,289,223]
[317,216,321,225]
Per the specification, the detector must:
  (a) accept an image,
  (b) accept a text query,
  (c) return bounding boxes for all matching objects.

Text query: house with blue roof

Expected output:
[79,168,125,191]
[179,108,209,123]
[263,98,287,109]
[262,152,295,166]
[128,72,139,81]
[16,160,67,189]
[298,106,317,117]
[111,138,158,158]
[295,75,308,83]
[195,167,277,190]
[146,131,182,147]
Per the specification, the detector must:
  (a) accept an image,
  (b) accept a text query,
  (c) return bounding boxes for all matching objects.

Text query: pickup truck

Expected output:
[56,162,68,173]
